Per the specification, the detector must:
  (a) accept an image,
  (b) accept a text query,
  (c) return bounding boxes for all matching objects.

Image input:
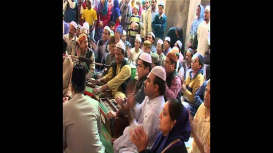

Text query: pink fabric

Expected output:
[165,76,182,100]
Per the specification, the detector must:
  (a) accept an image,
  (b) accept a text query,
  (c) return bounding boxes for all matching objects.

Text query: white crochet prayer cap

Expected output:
[134,5,139,10]
[123,30,127,36]
[157,39,163,44]
[151,66,166,81]
[104,26,111,33]
[176,40,182,49]
[205,5,210,12]
[165,37,170,42]
[149,32,155,39]
[83,22,89,30]
[116,40,125,50]
[139,52,152,64]
[80,26,88,34]
[135,36,142,43]
[70,21,77,29]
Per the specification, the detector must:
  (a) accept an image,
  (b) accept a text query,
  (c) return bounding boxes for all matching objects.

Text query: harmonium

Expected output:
[99,98,129,138]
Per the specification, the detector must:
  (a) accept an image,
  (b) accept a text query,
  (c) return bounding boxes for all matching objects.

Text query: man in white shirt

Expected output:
[197,5,210,57]
[129,36,143,65]
[113,66,166,153]
[63,21,77,56]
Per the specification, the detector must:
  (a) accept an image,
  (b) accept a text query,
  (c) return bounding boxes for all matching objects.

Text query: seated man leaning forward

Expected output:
[113,66,166,153]
[107,52,152,118]
[92,40,131,99]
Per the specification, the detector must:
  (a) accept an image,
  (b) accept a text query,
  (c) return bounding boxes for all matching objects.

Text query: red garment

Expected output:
[79,1,87,26]
[95,7,111,28]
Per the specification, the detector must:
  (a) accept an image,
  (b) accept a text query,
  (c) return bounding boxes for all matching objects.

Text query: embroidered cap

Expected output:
[151,66,166,81]
[77,33,88,44]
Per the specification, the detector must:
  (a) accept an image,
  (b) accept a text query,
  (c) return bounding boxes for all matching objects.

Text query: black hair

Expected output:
[168,99,183,121]
[169,58,178,69]
[139,59,152,72]
[109,21,115,27]
[176,27,183,38]
[63,39,67,54]
[153,75,166,96]
[148,33,155,41]
[205,65,210,80]
[72,83,85,93]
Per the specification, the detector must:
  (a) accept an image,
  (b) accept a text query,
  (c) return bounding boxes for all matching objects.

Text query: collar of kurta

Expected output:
[146,95,164,104]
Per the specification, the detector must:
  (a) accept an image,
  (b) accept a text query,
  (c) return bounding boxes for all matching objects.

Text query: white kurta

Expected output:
[197,21,210,56]
[130,48,143,65]
[113,95,165,153]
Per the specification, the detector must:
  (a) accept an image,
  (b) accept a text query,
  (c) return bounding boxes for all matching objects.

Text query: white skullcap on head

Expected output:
[205,5,210,12]
[157,39,163,44]
[80,26,88,34]
[149,32,155,39]
[151,66,166,81]
[83,22,89,30]
[165,37,170,42]
[158,2,164,7]
[139,52,152,64]
[176,40,182,49]
[135,36,142,43]
[116,40,125,50]
[136,34,141,38]
[104,26,111,33]
[70,21,77,29]
[134,5,139,10]
[123,30,127,36]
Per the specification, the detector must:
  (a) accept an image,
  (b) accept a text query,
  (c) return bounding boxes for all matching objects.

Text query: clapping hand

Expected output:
[130,126,148,152]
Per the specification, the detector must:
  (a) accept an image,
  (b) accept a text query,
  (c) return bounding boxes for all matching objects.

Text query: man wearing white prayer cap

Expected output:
[93,39,131,99]
[113,65,166,153]
[163,36,172,55]
[147,32,157,53]
[63,21,77,55]
[156,39,166,66]
[196,5,210,57]
[128,36,143,65]
[107,52,152,119]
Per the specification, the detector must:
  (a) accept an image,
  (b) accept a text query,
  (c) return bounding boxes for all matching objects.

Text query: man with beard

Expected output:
[63,21,77,55]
